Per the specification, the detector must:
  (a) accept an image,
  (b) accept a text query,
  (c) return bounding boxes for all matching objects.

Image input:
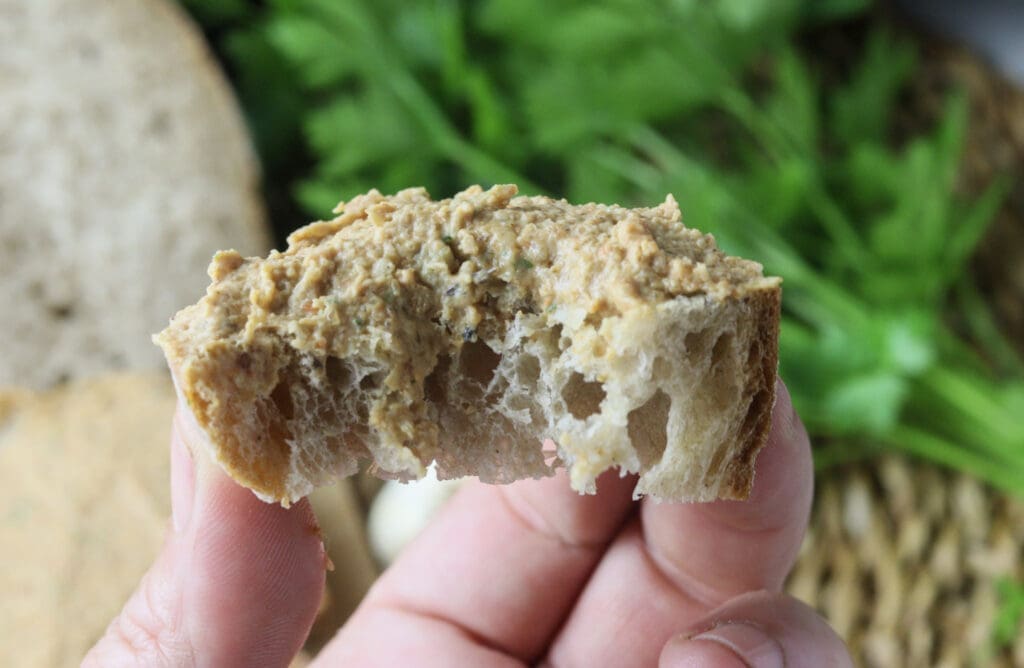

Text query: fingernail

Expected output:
[664,622,784,668]
[774,378,804,445]
[773,377,795,424]
[171,413,196,533]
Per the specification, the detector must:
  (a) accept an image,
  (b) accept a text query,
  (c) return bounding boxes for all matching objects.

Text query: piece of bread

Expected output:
[156,185,780,505]
[0,0,269,389]
[0,373,174,668]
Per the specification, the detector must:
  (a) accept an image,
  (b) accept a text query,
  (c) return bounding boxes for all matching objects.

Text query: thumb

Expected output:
[83,404,326,668]
[659,591,852,668]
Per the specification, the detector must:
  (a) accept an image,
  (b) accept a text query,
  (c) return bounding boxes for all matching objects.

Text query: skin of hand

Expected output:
[84,379,852,667]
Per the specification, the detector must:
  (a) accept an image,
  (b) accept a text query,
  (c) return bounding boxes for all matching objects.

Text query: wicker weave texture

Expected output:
[787,455,1024,667]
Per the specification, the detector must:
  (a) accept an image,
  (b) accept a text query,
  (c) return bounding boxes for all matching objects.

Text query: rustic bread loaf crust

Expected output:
[156,185,780,505]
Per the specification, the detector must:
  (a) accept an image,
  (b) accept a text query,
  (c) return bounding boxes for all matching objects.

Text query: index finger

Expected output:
[84,404,327,667]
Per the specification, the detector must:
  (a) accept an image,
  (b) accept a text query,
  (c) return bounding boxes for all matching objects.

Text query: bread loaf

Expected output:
[0,0,269,388]
[156,185,780,505]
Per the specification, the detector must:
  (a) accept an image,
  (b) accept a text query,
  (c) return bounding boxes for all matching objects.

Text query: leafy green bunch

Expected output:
[183,0,1024,493]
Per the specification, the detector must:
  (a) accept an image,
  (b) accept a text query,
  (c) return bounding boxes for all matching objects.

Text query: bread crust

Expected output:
[721,289,781,499]
[157,185,780,504]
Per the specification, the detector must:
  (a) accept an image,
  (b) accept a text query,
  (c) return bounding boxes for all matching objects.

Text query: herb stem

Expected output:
[803,187,873,269]
[718,90,872,267]
[919,366,1021,446]
[887,425,1024,497]
[812,440,878,470]
[589,142,666,189]
[386,71,544,192]
[954,279,1024,378]
[718,88,791,161]
[317,1,543,193]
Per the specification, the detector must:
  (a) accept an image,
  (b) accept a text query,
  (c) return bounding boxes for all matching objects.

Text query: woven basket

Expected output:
[779,21,1024,666]
[786,454,1024,667]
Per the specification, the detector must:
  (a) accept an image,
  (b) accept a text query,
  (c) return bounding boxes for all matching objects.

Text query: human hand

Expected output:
[85,380,851,667]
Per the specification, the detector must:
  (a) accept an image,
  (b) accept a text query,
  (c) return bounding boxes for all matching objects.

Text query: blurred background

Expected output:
[1,0,1023,665]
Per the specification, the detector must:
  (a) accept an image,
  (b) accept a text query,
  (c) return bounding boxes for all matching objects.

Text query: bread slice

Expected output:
[0,373,174,667]
[0,0,269,389]
[156,185,780,505]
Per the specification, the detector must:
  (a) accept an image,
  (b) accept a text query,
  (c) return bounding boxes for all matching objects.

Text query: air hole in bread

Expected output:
[359,372,383,391]
[49,303,74,320]
[325,356,352,386]
[459,340,501,389]
[684,329,712,356]
[711,332,734,367]
[747,340,761,367]
[741,388,771,439]
[551,324,568,352]
[651,357,672,384]
[705,442,728,479]
[424,355,451,403]
[563,372,606,419]
[692,332,741,426]
[517,354,541,388]
[627,389,670,469]
[270,380,294,420]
